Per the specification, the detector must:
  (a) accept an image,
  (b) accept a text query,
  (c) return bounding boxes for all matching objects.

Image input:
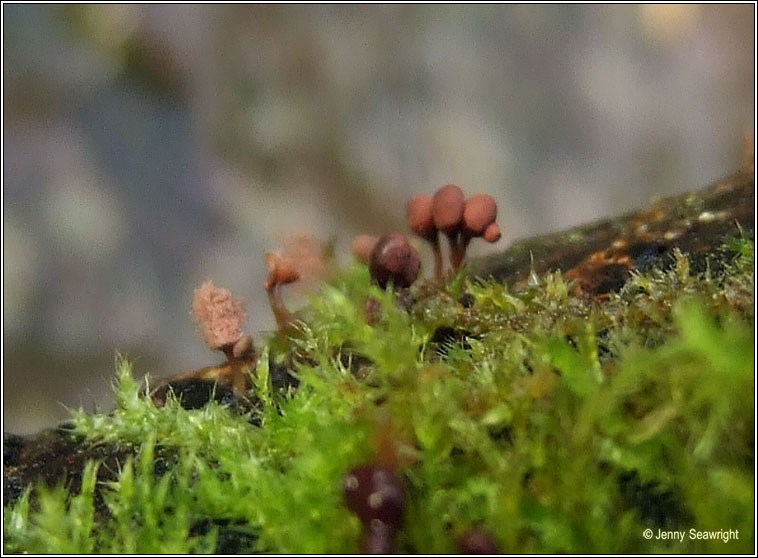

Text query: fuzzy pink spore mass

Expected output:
[191,281,247,350]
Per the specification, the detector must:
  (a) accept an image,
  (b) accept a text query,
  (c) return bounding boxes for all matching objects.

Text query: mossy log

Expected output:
[3,170,754,553]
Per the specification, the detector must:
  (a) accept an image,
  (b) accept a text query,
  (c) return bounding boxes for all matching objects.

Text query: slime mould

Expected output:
[3,169,754,516]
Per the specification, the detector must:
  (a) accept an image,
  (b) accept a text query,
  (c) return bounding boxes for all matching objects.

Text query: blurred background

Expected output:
[3,4,754,434]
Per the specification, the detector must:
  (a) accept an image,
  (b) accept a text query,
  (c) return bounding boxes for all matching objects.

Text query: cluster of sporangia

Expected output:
[350,183,501,323]
[180,183,502,553]
[353,183,501,285]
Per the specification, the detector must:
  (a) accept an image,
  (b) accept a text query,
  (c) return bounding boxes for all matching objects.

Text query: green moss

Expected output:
[4,239,754,554]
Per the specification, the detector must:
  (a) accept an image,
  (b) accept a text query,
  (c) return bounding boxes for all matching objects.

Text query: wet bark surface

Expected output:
[470,170,754,297]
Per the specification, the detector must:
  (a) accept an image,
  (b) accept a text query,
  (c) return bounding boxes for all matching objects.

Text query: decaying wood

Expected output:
[4,169,754,512]
[470,170,754,296]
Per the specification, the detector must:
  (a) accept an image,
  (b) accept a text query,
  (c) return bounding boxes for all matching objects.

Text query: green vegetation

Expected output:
[4,239,754,554]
